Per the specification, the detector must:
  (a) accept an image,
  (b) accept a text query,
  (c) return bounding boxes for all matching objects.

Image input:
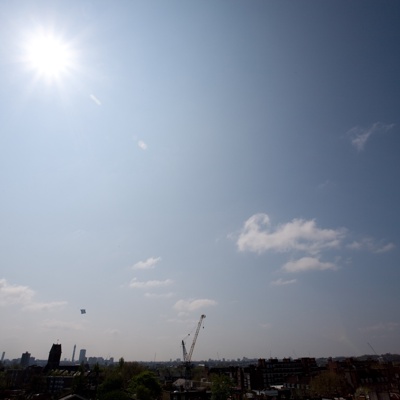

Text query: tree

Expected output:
[211,374,233,400]
[128,370,162,400]
[100,390,132,400]
[310,370,349,398]
[72,363,89,395]
[355,386,371,400]
[0,370,7,391]
[97,370,128,400]
[99,373,125,394]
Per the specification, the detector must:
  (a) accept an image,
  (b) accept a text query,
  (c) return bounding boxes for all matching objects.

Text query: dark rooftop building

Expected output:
[44,343,62,371]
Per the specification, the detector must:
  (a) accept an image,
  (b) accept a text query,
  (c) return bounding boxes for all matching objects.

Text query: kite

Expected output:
[80,309,86,314]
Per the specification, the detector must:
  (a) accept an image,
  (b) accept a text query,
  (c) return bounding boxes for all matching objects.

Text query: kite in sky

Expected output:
[80,309,86,314]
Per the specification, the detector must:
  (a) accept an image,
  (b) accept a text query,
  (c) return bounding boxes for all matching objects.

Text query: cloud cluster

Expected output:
[348,122,394,151]
[0,278,67,311]
[237,214,345,255]
[236,213,344,275]
[235,213,394,282]
[128,257,217,318]
[129,256,174,295]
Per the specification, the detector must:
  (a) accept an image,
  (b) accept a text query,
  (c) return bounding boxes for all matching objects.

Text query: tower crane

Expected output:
[181,314,206,388]
[367,342,385,362]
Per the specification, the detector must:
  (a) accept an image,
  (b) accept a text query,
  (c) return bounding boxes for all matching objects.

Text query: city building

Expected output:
[20,351,31,368]
[45,343,62,371]
[78,349,86,364]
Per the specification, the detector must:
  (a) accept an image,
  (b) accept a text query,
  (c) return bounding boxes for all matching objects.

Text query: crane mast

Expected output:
[181,314,206,388]
[186,314,206,362]
[182,340,188,362]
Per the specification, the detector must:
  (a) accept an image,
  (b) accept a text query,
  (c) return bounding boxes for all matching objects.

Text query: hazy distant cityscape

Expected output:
[2,341,400,400]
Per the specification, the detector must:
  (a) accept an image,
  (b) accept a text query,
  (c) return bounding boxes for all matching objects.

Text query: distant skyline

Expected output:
[1,0,399,362]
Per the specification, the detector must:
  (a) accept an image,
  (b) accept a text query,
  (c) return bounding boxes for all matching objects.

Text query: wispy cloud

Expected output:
[348,122,394,151]
[360,322,400,334]
[132,257,161,270]
[375,243,396,253]
[348,238,395,253]
[138,140,147,150]
[105,328,120,337]
[145,292,174,299]
[89,93,102,106]
[236,213,345,255]
[23,301,68,311]
[41,319,84,331]
[271,278,297,286]
[0,278,66,311]
[129,278,173,289]
[282,257,337,273]
[173,298,217,313]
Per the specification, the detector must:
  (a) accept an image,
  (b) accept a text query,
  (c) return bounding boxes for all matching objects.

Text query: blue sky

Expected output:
[1,0,399,362]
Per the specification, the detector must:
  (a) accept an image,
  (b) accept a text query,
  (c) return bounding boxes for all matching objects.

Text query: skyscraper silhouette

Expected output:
[45,343,62,371]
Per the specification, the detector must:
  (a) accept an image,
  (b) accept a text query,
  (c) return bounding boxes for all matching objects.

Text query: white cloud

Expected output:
[348,122,394,151]
[132,256,161,270]
[0,278,66,311]
[282,257,337,273]
[236,213,345,255]
[270,278,297,286]
[0,278,35,306]
[129,278,173,288]
[173,298,217,313]
[138,140,147,150]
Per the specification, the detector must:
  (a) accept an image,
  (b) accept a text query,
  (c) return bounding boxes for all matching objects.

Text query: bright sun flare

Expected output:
[24,32,75,82]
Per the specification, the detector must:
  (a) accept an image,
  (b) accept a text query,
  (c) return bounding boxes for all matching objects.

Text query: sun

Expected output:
[23,30,76,83]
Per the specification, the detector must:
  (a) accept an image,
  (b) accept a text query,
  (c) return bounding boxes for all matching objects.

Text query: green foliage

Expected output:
[211,374,233,400]
[100,389,132,400]
[128,370,162,400]
[72,364,89,394]
[99,373,125,394]
[98,363,153,400]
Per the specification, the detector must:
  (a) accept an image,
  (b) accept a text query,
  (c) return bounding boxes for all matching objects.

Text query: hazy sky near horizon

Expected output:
[1,0,400,362]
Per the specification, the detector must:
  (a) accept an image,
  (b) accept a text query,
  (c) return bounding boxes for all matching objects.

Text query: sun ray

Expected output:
[22,29,77,85]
